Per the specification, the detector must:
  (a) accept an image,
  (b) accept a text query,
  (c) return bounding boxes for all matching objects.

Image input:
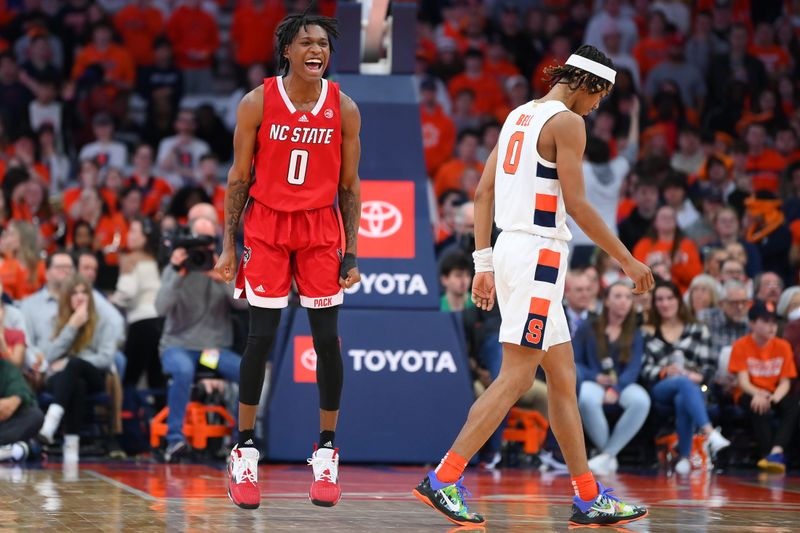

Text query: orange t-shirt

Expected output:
[166,6,220,69]
[633,36,670,78]
[746,148,787,174]
[484,59,519,80]
[531,54,560,97]
[17,260,45,299]
[433,159,483,198]
[632,237,702,293]
[125,175,174,217]
[747,44,790,74]
[421,104,456,177]
[63,187,119,219]
[113,5,164,66]
[729,335,797,399]
[448,72,505,116]
[0,257,28,300]
[231,1,286,66]
[208,184,225,225]
[71,44,135,87]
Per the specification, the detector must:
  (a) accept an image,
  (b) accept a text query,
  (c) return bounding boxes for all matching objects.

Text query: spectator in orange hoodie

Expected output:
[231,0,285,70]
[748,21,791,77]
[0,221,44,299]
[448,48,505,117]
[531,33,571,97]
[71,22,135,95]
[125,144,173,218]
[420,78,456,178]
[745,123,786,174]
[166,0,219,94]
[434,130,483,198]
[113,0,164,67]
[633,205,703,293]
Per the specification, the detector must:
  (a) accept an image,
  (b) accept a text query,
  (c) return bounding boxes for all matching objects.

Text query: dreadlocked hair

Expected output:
[275,8,339,75]
[543,44,614,94]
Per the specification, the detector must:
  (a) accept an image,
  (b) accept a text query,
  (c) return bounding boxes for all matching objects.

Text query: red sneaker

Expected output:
[228,445,260,509]
[307,445,342,507]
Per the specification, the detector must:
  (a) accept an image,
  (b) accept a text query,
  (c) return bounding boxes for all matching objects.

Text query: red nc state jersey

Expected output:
[251,76,342,211]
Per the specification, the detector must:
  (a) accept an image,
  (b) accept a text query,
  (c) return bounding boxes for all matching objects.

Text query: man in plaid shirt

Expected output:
[697,280,750,355]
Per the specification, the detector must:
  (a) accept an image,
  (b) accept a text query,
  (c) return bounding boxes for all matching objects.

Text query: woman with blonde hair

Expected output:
[0,221,45,300]
[684,274,721,317]
[37,275,117,462]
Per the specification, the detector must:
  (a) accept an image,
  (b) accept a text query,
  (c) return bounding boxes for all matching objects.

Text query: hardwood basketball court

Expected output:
[1,462,798,531]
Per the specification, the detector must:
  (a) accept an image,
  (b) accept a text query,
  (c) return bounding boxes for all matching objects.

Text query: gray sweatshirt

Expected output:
[155,267,235,352]
[45,319,117,370]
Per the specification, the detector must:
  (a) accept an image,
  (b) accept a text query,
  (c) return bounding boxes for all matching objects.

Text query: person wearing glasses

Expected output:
[696,280,751,355]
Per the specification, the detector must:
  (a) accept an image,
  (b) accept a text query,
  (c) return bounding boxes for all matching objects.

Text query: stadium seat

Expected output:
[502,408,549,455]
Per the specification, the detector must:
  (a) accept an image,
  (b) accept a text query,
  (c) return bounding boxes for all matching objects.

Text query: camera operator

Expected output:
[155,216,244,462]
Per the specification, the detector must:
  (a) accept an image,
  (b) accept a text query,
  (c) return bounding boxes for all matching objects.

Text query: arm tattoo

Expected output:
[338,188,360,254]
[224,178,251,246]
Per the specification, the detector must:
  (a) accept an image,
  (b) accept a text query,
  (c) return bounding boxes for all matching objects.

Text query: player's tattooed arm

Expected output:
[339,92,362,255]
[222,88,262,248]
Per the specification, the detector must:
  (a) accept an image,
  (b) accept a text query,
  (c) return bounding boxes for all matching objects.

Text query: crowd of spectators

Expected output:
[427,0,800,473]
[0,0,343,463]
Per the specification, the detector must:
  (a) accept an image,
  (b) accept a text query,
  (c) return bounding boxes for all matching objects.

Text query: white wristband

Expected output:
[472,248,494,273]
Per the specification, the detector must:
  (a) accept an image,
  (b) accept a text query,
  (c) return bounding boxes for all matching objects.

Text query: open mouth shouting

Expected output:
[305,58,324,74]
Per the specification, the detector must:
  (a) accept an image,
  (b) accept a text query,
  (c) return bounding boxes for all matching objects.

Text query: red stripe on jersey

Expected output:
[528,297,550,316]
[535,193,558,213]
[537,249,561,269]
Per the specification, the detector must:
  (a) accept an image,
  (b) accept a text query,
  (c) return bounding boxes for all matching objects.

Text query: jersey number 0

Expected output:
[503,131,524,175]
[287,149,309,185]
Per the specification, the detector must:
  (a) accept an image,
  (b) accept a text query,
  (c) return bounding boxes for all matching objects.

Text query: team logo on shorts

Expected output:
[324,108,334,119]
[521,297,550,350]
[243,246,252,267]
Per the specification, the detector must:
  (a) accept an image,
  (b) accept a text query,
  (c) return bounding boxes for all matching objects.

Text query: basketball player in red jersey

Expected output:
[214,13,361,510]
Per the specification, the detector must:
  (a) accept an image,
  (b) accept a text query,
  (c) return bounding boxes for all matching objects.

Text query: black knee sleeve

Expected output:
[308,307,343,411]
[239,307,282,405]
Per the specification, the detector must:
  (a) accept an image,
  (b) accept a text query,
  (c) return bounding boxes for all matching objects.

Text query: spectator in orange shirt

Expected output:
[448,48,505,117]
[632,10,671,79]
[67,187,127,268]
[775,127,800,166]
[166,0,219,94]
[420,78,456,178]
[63,159,118,221]
[728,300,799,473]
[10,179,58,252]
[483,40,519,82]
[71,22,135,93]
[745,123,786,174]
[125,144,173,217]
[434,130,483,198]
[231,0,285,70]
[113,0,164,67]
[633,205,703,293]
[531,34,571,97]
[748,21,791,77]
[0,220,44,299]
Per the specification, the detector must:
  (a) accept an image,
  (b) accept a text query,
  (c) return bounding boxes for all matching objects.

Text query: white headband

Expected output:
[565,54,616,84]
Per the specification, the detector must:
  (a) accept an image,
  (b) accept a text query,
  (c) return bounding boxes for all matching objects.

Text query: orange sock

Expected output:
[434,450,468,483]
[571,471,598,501]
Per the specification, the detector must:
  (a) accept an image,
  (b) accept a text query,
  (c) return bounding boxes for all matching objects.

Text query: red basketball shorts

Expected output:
[234,201,344,309]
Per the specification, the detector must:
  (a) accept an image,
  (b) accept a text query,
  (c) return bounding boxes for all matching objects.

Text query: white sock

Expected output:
[40,404,65,440]
[63,434,79,463]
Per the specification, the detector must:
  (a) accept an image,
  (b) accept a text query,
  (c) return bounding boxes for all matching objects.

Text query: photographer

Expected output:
[155,216,243,462]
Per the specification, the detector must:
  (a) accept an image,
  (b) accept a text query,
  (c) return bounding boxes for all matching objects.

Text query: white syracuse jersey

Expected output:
[494,100,572,241]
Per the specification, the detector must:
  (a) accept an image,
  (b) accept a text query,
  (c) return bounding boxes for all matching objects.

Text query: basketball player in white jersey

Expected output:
[413,45,655,527]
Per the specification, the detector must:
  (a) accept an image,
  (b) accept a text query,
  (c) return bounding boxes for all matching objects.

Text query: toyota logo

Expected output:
[360,201,402,238]
[300,348,317,371]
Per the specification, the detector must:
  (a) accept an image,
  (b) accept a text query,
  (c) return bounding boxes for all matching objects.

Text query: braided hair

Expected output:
[275,9,339,75]
[543,44,615,95]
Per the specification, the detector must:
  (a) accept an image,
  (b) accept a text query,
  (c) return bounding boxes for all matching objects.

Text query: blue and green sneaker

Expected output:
[569,482,648,526]
[412,471,486,526]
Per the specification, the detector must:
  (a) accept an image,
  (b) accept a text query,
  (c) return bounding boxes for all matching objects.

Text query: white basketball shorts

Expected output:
[494,230,571,352]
